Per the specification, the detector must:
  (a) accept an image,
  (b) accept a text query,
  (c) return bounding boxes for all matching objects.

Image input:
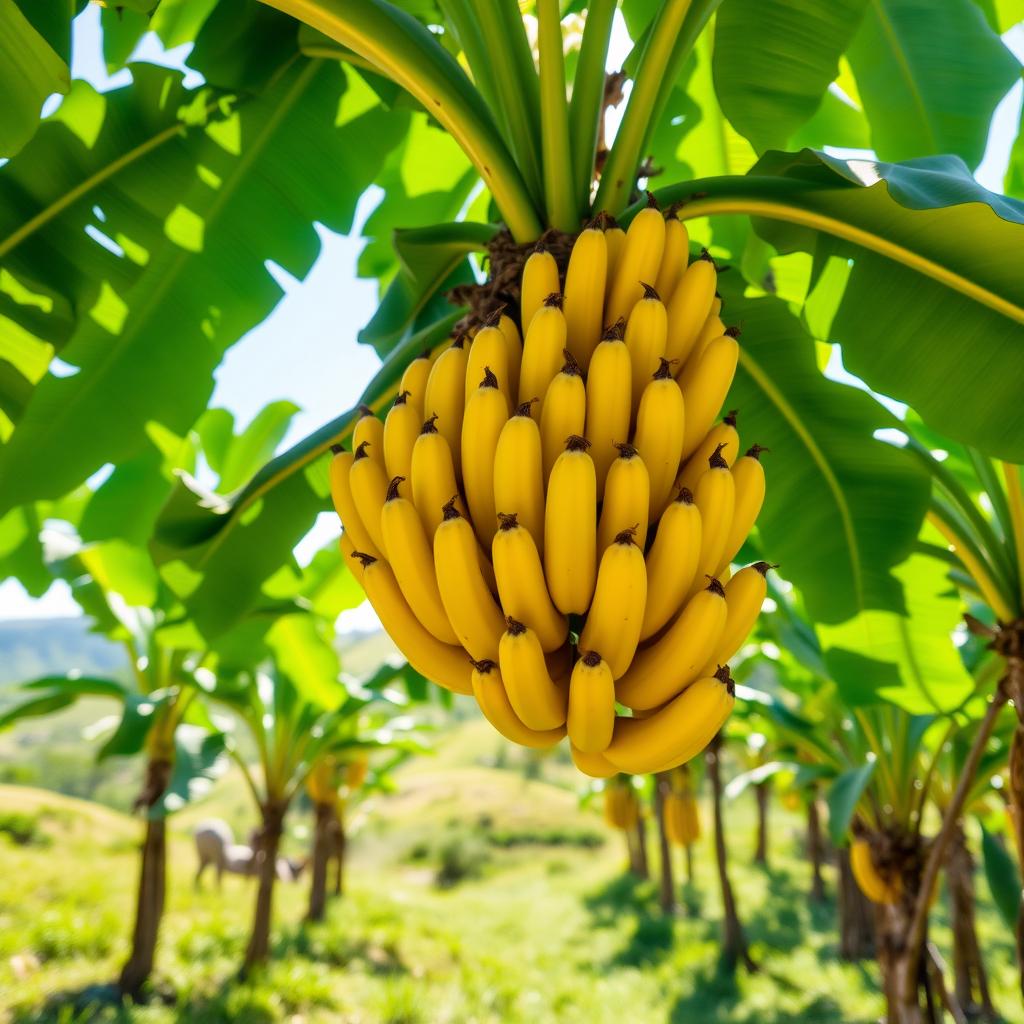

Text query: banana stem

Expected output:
[536,0,577,231]
[965,446,1019,587]
[927,508,1016,622]
[1002,462,1024,609]
[258,0,543,242]
[568,0,616,216]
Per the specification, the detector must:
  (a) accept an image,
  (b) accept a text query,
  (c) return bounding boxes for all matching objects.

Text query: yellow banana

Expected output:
[699,561,772,676]
[719,444,767,572]
[329,446,381,559]
[462,368,509,546]
[665,252,716,366]
[349,552,473,696]
[679,332,740,461]
[596,444,650,556]
[616,578,728,711]
[624,283,668,412]
[850,839,901,905]
[544,435,598,615]
[655,209,688,304]
[633,359,685,517]
[383,390,420,483]
[676,411,740,496]
[691,315,726,363]
[471,659,565,749]
[353,405,385,465]
[540,350,587,482]
[492,513,567,652]
[603,783,639,829]
[567,651,616,753]
[604,667,735,774]
[424,334,468,477]
[563,224,608,370]
[605,198,665,328]
[688,445,736,597]
[521,248,561,331]
[499,617,569,730]
[498,312,523,400]
[464,324,510,408]
[399,351,433,418]
[584,321,632,496]
[433,498,505,662]
[572,744,619,779]
[519,293,568,414]
[493,403,546,556]
[410,416,465,540]
[604,218,626,282]
[579,529,647,679]
[349,441,390,555]
[380,477,459,644]
[640,488,702,640]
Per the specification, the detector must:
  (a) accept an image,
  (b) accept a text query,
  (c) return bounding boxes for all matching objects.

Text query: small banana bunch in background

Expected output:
[330,198,772,777]
[664,769,701,848]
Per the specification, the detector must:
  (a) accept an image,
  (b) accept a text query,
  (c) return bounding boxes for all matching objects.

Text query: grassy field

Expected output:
[1,721,1022,1023]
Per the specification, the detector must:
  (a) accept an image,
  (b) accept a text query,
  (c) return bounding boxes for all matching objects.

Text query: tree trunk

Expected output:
[117,757,172,999]
[241,800,287,976]
[754,782,769,866]
[706,734,755,973]
[807,792,826,903]
[630,810,649,879]
[837,847,874,961]
[306,801,334,923]
[1006,653,1024,1000]
[947,825,998,1021]
[654,772,676,913]
[685,842,694,886]
[332,803,346,898]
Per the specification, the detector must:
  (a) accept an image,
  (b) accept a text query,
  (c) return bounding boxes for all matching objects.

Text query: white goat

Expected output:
[193,819,305,887]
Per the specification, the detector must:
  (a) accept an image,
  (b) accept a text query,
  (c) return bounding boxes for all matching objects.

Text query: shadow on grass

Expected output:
[583,871,677,968]
[279,922,408,975]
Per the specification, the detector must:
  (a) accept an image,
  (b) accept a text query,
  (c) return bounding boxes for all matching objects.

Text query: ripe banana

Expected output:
[464,324,510,408]
[718,445,766,572]
[604,218,626,282]
[499,617,569,730]
[604,667,735,774]
[433,498,505,661]
[353,406,385,464]
[665,252,716,366]
[572,743,619,779]
[605,197,665,328]
[519,293,568,414]
[349,441,390,555]
[383,391,419,483]
[850,839,901,905]
[579,529,647,679]
[380,476,459,644]
[471,659,565,749]
[329,446,381,559]
[410,416,464,540]
[497,312,523,400]
[699,561,771,676]
[462,367,509,546]
[616,578,728,711]
[596,444,650,557]
[567,651,616,753]
[640,488,702,640]
[676,411,739,496]
[689,445,736,598]
[399,351,433,418]
[540,350,587,482]
[424,334,468,477]
[603,782,640,829]
[584,321,632,496]
[544,435,597,615]
[624,283,667,412]
[655,209,688,304]
[492,513,567,652]
[349,552,472,696]
[521,248,561,331]
[563,223,608,370]
[679,332,739,461]
[493,403,546,555]
[693,313,726,361]
[633,359,685,517]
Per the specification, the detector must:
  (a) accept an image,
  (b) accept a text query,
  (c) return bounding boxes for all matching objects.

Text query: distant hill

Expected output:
[0,617,127,688]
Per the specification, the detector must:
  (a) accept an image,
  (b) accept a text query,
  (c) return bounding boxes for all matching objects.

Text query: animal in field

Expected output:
[193,819,306,887]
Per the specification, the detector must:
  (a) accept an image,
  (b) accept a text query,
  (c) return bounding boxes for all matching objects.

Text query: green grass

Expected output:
[1,724,1022,1023]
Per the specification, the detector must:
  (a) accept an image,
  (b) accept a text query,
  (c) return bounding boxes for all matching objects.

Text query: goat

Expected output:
[193,819,306,888]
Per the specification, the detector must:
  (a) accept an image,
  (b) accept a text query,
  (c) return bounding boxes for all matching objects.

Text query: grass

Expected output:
[1,722,1022,1023]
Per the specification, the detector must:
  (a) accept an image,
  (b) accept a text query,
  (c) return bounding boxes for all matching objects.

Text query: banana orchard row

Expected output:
[330,204,771,777]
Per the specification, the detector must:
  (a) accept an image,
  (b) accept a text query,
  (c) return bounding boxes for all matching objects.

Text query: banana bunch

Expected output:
[603,780,640,831]
[664,770,701,847]
[331,202,772,777]
[849,839,902,905]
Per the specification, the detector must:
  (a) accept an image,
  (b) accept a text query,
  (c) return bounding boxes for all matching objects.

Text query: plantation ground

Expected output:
[1,720,1022,1024]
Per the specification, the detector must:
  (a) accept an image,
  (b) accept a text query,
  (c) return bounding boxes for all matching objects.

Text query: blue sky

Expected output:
[0,7,1021,621]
